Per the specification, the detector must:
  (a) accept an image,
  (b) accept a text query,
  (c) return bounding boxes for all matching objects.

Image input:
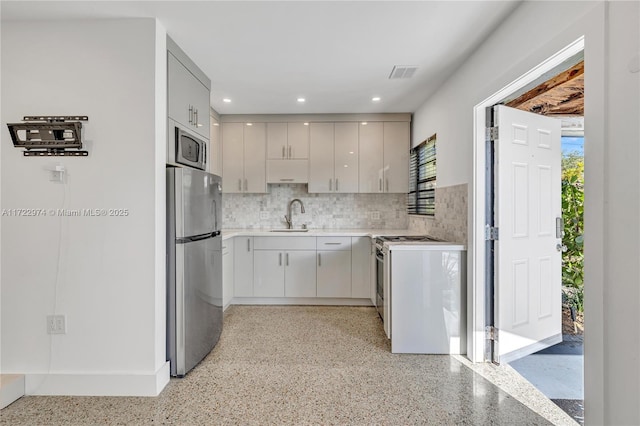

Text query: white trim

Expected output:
[470,37,585,363]
[23,362,170,397]
[1,375,25,409]
[231,297,373,306]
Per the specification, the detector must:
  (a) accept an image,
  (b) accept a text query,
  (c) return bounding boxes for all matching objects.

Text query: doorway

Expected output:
[471,37,585,423]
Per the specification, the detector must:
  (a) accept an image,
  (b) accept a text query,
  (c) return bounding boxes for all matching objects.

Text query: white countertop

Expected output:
[222,228,466,250]
[222,228,425,239]
[384,241,466,251]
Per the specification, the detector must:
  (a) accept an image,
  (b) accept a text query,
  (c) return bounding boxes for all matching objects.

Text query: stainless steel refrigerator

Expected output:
[167,167,222,377]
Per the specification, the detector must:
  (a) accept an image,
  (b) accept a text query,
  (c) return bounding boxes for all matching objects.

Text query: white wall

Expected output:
[411,1,639,424]
[1,19,169,396]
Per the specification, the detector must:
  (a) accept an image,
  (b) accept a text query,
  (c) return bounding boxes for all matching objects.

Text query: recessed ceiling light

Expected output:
[246,123,253,126]
[372,97,381,102]
[361,122,368,125]
[303,122,309,126]
[297,98,306,103]
[213,123,219,126]
[223,98,231,103]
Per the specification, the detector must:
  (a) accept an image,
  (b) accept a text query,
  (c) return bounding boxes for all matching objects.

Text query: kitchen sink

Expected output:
[269,229,309,232]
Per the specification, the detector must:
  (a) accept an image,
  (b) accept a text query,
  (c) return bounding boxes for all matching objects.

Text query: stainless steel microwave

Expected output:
[172,125,207,170]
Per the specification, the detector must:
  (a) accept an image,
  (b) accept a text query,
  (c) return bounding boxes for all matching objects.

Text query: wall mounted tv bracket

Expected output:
[7,116,89,156]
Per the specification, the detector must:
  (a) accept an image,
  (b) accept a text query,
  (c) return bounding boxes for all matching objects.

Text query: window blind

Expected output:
[407,134,436,216]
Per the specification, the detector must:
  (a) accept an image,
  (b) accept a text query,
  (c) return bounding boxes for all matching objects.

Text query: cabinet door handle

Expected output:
[329,179,332,191]
[280,178,294,182]
[244,179,248,191]
[336,178,339,192]
[288,146,292,158]
[286,253,289,266]
[189,105,193,124]
[386,179,389,192]
[279,252,282,266]
[247,238,251,252]
[282,146,285,158]
[324,242,342,245]
[194,109,198,127]
[238,179,242,191]
[379,178,382,192]
[318,253,321,267]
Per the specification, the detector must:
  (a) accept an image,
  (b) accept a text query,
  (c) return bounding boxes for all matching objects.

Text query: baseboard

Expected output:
[231,297,374,306]
[23,362,170,396]
[1,374,25,409]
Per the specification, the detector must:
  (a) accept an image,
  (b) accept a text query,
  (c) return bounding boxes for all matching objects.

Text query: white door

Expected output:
[493,105,562,364]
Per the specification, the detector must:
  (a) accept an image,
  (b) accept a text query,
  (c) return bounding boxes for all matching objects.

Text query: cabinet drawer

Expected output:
[254,236,316,250]
[316,236,352,250]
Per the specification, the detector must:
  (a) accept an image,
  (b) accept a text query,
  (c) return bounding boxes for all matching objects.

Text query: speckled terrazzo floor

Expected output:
[1,306,553,425]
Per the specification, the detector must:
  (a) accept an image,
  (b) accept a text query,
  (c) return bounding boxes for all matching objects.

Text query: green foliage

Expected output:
[561,153,584,312]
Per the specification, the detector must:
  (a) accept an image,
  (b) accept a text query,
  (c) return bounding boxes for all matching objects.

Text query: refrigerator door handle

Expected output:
[212,199,218,231]
[176,231,217,244]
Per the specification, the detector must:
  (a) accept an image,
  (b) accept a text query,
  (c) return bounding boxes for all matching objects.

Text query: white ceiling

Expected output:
[1,1,521,115]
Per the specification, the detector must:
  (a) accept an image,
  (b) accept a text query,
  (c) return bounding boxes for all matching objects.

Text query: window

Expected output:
[408,134,436,216]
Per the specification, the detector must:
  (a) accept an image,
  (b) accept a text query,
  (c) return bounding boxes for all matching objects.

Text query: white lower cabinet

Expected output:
[317,237,352,298]
[228,235,372,302]
[253,237,317,298]
[234,237,254,297]
[253,250,285,297]
[285,251,317,297]
[222,239,234,309]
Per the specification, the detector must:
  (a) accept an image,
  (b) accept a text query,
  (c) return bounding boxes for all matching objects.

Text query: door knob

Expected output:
[556,243,567,252]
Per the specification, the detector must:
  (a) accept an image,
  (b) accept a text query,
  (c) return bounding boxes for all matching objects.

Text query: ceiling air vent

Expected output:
[389,65,418,79]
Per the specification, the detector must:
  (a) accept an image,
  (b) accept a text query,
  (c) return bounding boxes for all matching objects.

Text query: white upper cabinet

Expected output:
[244,123,268,193]
[359,121,409,193]
[286,122,310,159]
[209,115,221,176]
[383,122,410,193]
[309,122,358,193]
[267,122,309,159]
[222,122,244,193]
[333,122,359,193]
[222,122,267,193]
[308,122,335,193]
[267,123,288,159]
[358,122,384,193]
[167,52,210,139]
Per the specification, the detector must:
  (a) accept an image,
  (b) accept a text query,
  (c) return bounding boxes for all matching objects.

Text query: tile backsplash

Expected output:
[408,183,468,243]
[223,184,408,229]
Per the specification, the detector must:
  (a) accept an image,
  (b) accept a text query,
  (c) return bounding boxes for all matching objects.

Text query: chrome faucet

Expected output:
[284,198,305,229]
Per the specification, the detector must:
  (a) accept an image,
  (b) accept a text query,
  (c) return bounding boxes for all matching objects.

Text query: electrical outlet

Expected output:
[46,315,66,334]
[259,211,269,220]
[371,211,381,220]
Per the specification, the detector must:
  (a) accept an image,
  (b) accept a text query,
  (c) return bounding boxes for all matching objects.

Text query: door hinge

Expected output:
[486,126,499,141]
[485,326,499,342]
[485,225,499,241]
